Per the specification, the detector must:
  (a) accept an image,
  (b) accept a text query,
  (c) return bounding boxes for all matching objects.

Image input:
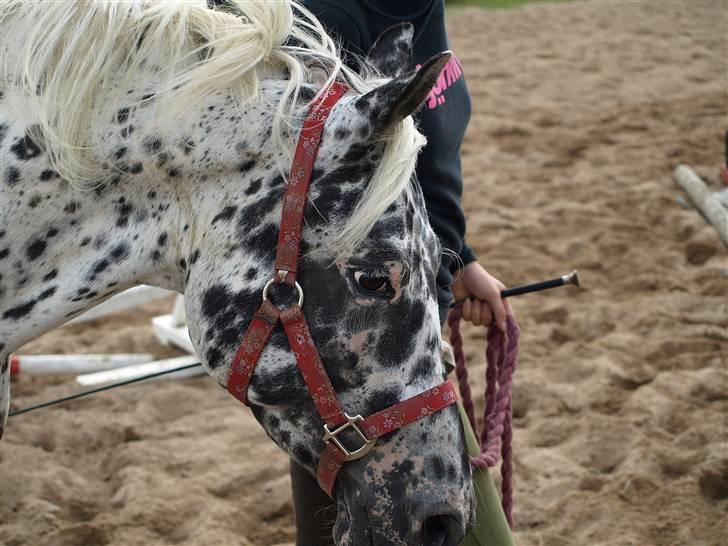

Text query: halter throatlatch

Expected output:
[226,82,458,496]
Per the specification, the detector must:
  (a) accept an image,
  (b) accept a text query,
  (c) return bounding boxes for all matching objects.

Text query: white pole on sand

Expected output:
[674,164,728,247]
[9,353,155,376]
[76,355,203,386]
[152,295,196,354]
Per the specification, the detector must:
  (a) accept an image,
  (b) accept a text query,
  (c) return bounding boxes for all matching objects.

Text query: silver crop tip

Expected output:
[562,270,580,288]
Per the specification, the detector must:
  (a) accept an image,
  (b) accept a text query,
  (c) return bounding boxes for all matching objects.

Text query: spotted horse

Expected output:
[0,2,474,543]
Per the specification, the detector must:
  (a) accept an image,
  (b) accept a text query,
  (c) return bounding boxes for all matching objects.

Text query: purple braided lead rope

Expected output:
[447,305,520,528]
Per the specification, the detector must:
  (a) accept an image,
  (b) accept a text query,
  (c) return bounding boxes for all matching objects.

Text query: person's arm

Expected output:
[305,0,513,331]
[459,241,476,266]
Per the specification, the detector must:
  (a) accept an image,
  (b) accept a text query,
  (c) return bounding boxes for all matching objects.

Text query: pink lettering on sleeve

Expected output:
[416,55,464,110]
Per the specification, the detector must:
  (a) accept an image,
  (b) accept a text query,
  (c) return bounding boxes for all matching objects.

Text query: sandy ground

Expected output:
[1,1,726,545]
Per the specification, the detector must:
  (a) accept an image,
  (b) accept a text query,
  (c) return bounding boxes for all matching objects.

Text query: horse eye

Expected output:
[353,271,389,294]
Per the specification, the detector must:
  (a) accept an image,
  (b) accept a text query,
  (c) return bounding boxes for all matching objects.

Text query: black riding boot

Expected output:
[290,459,337,546]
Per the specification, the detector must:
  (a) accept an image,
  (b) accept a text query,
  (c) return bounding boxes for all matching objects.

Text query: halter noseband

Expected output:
[226,82,458,496]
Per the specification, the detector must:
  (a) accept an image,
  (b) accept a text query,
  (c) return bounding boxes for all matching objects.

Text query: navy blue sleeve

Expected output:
[300,0,367,65]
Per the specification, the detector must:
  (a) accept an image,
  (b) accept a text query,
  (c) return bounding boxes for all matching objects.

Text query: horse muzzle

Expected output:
[333,476,473,546]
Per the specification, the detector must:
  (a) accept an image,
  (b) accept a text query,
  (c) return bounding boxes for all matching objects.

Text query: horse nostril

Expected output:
[423,514,465,546]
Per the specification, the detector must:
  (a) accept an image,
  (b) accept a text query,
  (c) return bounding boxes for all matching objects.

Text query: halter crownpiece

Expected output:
[226,81,458,496]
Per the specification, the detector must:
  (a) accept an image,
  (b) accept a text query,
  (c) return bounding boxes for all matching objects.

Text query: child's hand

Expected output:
[451,262,514,332]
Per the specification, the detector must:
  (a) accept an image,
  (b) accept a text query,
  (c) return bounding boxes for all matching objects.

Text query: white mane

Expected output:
[0,0,425,256]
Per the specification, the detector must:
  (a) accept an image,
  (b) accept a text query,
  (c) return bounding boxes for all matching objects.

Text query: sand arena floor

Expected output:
[1,1,726,545]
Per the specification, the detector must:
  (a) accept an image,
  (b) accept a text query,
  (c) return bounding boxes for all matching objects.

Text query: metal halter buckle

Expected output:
[323,413,377,462]
[262,270,304,308]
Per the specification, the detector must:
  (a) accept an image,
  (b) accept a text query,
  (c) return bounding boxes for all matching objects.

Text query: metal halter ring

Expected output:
[323,413,377,462]
[262,275,304,308]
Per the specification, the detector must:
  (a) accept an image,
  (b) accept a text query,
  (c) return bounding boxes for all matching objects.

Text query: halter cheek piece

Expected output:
[226,82,458,497]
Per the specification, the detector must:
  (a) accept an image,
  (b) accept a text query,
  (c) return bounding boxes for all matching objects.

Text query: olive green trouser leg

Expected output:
[458,400,516,546]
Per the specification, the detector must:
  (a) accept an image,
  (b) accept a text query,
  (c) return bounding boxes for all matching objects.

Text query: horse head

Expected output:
[184,22,474,545]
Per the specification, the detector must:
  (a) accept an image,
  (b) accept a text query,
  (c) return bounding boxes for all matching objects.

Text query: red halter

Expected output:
[227,82,458,496]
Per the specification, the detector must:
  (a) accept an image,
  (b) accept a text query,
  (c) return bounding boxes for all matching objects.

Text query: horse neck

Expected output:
[0,157,185,354]
[0,78,291,354]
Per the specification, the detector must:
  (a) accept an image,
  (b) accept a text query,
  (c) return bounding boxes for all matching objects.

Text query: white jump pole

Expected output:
[76,355,203,386]
[9,353,155,376]
[152,313,196,354]
[674,164,728,247]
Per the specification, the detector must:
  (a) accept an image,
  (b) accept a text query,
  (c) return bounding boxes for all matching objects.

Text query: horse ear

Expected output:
[366,23,414,77]
[357,51,451,131]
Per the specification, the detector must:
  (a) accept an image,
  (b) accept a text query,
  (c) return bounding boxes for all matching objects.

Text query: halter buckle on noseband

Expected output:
[323,413,377,462]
